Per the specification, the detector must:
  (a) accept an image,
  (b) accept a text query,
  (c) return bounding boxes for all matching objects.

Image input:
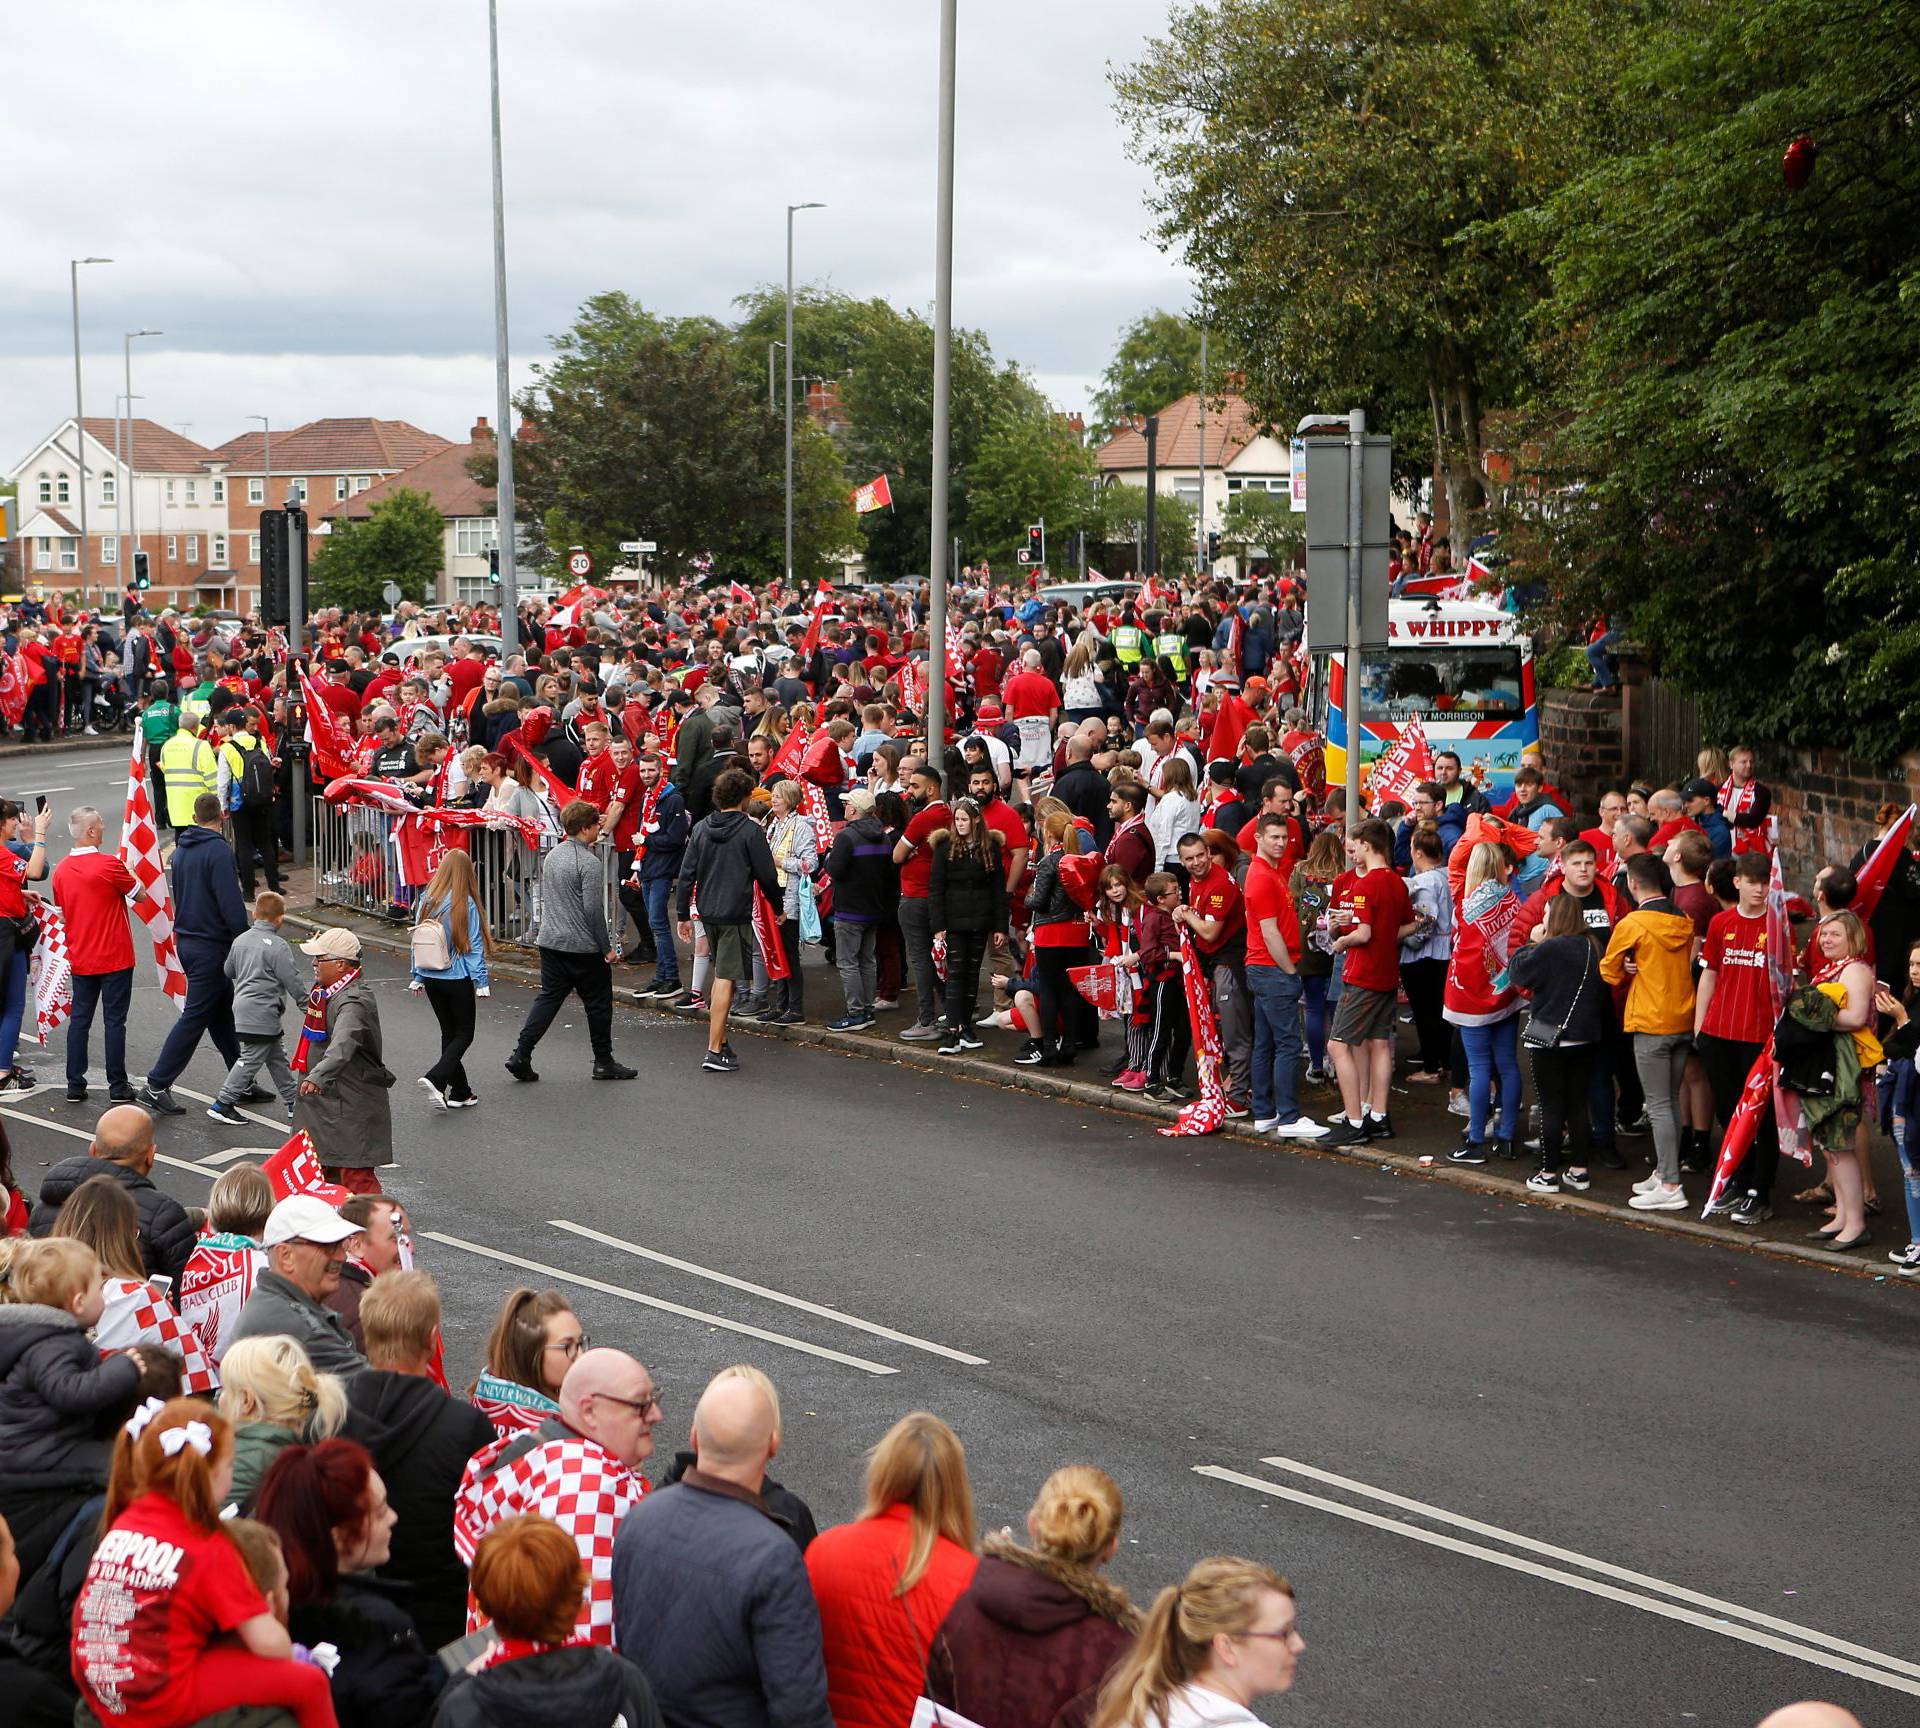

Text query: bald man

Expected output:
[28,1104,195,1289]
[613,1366,832,1728]
[1756,1707,1865,1728]
[455,1347,658,1646]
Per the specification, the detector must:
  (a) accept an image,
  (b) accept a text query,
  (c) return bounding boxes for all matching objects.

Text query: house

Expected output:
[318,417,501,605]
[7,418,221,604]
[204,416,449,597]
[1093,391,1294,565]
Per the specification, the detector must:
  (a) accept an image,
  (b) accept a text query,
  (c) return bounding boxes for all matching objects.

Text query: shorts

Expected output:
[1331,982,1397,1044]
[708,921,753,982]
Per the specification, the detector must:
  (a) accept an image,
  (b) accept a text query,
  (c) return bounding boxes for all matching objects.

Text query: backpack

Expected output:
[237,739,276,811]
[411,901,452,973]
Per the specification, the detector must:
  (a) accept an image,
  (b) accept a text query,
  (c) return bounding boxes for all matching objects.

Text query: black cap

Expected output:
[1680,777,1717,801]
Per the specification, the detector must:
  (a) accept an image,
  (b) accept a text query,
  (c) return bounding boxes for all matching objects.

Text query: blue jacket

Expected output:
[409,893,491,988]
[611,1472,833,1728]
[1394,803,1467,871]
[638,783,690,884]
[168,822,249,947]
[1696,806,1734,858]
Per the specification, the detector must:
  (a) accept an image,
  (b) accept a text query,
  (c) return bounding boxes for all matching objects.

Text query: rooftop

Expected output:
[1094,391,1271,472]
[208,417,449,475]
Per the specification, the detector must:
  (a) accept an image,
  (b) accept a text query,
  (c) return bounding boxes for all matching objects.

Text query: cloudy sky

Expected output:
[4,0,1194,473]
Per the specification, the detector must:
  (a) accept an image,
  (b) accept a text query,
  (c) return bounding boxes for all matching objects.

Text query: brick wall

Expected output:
[1540,687,1624,816]
[1764,747,1920,883]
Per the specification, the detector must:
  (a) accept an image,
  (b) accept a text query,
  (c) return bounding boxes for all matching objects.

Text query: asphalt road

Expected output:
[4,864,1915,1728]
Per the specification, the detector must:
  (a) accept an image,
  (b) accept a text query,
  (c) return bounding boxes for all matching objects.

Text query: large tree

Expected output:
[1089,309,1213,438]
[963,405,1098,569]
[1114,0,1634,540]
[311,487,445,611]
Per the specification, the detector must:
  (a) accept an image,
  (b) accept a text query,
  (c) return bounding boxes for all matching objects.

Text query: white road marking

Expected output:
[1197,1465,1920,1697]
[198,1144,282,1165]
[549,1219,989,1366]
[424,1230,900,1376]
[11,785,74,795]
[0,1104,213,1177]
[1257,1453,1920,1680]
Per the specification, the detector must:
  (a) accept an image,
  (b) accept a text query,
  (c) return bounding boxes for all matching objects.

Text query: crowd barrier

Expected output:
[311,797,622,948]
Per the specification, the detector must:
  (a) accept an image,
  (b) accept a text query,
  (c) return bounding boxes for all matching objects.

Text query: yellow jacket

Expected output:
[157,729,218,827]
[1598,902,1696,1034]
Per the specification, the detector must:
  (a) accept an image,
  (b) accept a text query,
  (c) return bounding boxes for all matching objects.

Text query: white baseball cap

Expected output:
[262,1193,359,1248]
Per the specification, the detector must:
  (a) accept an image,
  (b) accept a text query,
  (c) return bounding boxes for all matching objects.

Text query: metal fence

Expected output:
[311,797,621,949]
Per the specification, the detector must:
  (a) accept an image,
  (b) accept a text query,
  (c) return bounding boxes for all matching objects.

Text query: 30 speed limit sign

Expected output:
[567,550,592,578]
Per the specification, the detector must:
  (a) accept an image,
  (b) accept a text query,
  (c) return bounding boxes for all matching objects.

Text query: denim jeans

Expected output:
[0,948,27,1073]
[1633,1030,1692,1183]
[1247,965,1304,1122]
[1301,973,1330,1069]
[642,878,679,984]
[898,896,940,1027]
[835,919,878,1015]
[1894,1090,1920,1244]
[68,967,134,1088]
[1459,1016,1523,1143]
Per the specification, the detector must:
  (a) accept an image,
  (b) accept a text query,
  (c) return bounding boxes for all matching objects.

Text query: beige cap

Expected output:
[299,926,362,961]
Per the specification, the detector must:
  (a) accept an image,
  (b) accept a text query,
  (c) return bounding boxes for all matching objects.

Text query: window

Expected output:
[335,476,349,500]
[1358,646,1526,723]
[248,478,264,505]
[213,533,228,567]
[103,536,118,565]
[166,535,177,558]
[352,475,370,494]
[249,535,261,564]
[101,472,116,505]
[185,479,197,504]
[455,572,497,605]
[36,475,50,503]
[56,473,71,504]
[1173,479,1201,506]
[34,537,51,569]
[165,479,177,505]
[212,477,226,503]
[289,478,308,504]
[58,541,77,571]
[455,517,499,557]
[1227,475,1288,496]
[186,535,199,562]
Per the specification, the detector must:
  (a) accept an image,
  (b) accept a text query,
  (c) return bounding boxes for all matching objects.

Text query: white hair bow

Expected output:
[124,1397,166,1441]
[158,1420,214,1459]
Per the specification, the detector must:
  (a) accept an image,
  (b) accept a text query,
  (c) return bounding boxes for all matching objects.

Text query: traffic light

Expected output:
[1206,531,1221,563]
[132,550,151,591]
[259,510,289,627]
[1018,523,1043,567]
[487,547,501,585]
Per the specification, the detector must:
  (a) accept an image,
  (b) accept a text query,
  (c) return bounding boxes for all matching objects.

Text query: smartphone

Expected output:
[33,794,47,815]
[436,1626,497,1674]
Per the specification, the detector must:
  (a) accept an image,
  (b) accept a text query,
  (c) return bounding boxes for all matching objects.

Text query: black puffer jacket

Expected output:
[1508,933,1609,1047]
[434,1645,662,1728]
[928,832,1007,936]
[288,1573,445,1728]
[29,1155,196,1292]
[0,1304,142,1475]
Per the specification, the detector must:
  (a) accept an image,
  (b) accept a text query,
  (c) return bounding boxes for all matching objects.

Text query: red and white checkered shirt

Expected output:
[95,1276,218,1395]
[452,1425,647,1645]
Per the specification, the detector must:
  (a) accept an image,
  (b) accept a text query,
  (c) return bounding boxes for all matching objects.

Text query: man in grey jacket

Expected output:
[505,800,638,1083]
[612,1368,832,1728]
[208,889,306,1124]
[230,1193,368,1379]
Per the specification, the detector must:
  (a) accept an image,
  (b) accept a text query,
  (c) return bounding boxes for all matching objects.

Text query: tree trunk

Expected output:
[1427,346,1489,555]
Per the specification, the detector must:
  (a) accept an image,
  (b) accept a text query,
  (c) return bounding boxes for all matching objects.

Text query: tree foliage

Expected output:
[1220,488,1305,566]
[311,487,445,611]
[1089,310,1222,439]
[1087,483,1196,577]
[964,406,1098,568]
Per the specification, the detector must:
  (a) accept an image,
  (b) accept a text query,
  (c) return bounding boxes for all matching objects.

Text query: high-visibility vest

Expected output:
[1153,631,1189,676]
[158,730,218,826]
[1110,624,1144,667]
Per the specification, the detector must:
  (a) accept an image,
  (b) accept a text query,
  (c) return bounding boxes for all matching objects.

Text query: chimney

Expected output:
[470,415,493,442]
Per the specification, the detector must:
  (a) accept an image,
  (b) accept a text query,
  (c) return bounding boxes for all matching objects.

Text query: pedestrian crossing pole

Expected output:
[924,0,957,792]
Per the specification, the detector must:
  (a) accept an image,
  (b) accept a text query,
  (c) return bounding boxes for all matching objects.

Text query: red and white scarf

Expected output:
[290,965,361,1076]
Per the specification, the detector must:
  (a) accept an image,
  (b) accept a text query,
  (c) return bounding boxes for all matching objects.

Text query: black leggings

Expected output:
[1698,1031,1777,1199]
[1402,957,1449,1072]
[1530,1041,1597,1169]
[1144,974,1191,1085]
[1032,942,1096,1059]
[944,927,990,1030]
[423,977,477,1100]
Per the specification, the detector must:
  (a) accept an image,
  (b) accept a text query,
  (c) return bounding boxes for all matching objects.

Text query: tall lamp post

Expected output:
[488,0,520,658]
[123,330,161,602]
[925,0,957,784]
[69,256,112,600]
[785,201,824,586]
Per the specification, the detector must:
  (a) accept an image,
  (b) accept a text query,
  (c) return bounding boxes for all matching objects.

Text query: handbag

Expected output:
[410,903,452,972]
[1522,935,1589,1050]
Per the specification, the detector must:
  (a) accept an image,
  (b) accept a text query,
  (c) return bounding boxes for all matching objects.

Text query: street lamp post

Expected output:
[124,330,161,602]
[488,0,521,659]
[785,201,824,586]
[69,256,112,600]
[768,340,784,410]
[925,0,957,784]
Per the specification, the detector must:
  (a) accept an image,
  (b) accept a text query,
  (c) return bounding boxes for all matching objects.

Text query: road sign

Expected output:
[618,541,657,555]
[380,580,402,606]
[567,550,592,578]
[1303,432,1392,654]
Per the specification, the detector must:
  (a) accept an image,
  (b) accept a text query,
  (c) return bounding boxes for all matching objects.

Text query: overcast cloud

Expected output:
[3,0,1191,472]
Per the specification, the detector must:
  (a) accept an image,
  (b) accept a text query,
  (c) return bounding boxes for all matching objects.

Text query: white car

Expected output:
[378,633,503,668]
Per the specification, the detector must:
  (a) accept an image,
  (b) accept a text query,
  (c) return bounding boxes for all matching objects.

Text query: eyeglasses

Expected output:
[595,1387,662,1417]
[543,1333,591,1359]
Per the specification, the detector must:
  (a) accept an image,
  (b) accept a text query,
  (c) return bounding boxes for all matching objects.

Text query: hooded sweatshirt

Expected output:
[433,1645,663,1728]
[1599,895,1697,1034]
[673,806,781,927]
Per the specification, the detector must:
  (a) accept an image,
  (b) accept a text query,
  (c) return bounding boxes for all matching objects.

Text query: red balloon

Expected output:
[1783,134,1817,190]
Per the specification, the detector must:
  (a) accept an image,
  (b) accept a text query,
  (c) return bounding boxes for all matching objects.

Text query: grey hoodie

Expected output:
[224,918,307,1037]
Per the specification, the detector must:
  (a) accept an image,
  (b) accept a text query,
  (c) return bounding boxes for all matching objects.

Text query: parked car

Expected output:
[378,632,503,667]
[1039,579,1141,609]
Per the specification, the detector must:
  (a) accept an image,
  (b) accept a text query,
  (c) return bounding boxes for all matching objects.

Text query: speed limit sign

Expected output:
[567,550,592,578]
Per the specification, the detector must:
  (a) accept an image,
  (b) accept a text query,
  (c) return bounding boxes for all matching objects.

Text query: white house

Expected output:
[1093,391,1293,547]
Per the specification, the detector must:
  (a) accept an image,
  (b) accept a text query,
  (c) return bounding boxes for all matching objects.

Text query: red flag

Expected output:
[1703,1045,1775,1214]
[0,651,28,729]
[729,580,754,608]
[850,474,893,515]
[300,668,357,781]
[1852,803,1915,922]
[1366,714,1436,806]
[799,577,835,659]
[263,1130,351,1205]
[770,724,810,780]
[505,732,577,806]
[752,885,789,981]
[1067,961,1126,1017]
[1204,690,1255,767]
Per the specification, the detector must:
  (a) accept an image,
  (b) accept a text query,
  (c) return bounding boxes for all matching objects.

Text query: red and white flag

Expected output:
[29,896,71,1045]
[1365,714,1436,806]
[1159,931,1227,1137]
[1853,803,1915,923]
[301,668,358,782]
[1068,960,1132,1020]
[0,651,29,729]
[119,739,188,1010]
[263,1129,353,1205]
[850,474,893,515]
[799,577,836,659]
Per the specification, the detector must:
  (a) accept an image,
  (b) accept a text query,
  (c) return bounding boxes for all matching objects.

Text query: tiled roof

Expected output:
[1095,392,1266,472]
[78,418,214,473]
[32,507,81,535]
[320,438,495,523]
[207,417,449,475]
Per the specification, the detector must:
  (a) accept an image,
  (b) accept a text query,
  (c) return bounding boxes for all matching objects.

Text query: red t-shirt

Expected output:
[900,802,951,898]
[73,1492,268,1728]
[0,849,28,920]
[1341,865,1412,993]
[52,850,138,975]
[972,646,1003,690]
[1702,908,1775,1044]
[1650,815,1703,852]
[1002,670,1060,720]
[608,763,644,851]
[447,656,488,706]
[576,748,619,814]
[1186,864,1245,957]
[1243,856,1301,968]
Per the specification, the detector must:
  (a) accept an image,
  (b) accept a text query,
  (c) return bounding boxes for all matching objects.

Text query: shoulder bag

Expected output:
[1523,935,1589,1050]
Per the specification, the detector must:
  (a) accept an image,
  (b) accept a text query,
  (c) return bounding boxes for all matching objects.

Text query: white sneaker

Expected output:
[1253,1117,1282,1133]
[1273,1115,1331,1139]
[1446,1092,1470,1118]
[1628,1183,1687,1212]
[976,1008,1013,1030]
[417,1076,450,1111]
[1632,1172,1664,1195]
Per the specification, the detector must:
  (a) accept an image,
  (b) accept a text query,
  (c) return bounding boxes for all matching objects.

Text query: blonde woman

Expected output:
[806,1413,978,1728]
[764,779,819,1024]
[217,1333,348,1512]
[409,847,493,1109]
[1444,838,1524,1161]
[1062,636,1104,724]
[1091,1556,1304,1728]
[1147,757,1204,873]
[930,1466,1139,1728]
